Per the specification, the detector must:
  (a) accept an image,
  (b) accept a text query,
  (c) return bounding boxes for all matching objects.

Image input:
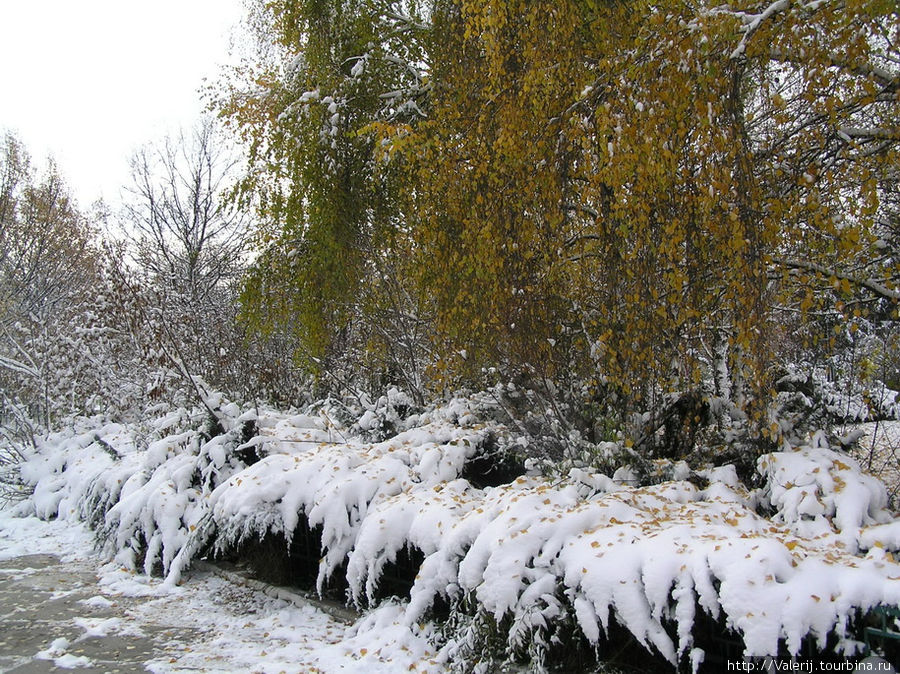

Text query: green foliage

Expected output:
[224,0,431,381]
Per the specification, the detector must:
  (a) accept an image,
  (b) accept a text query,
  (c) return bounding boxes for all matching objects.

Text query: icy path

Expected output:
[0,509,444,673]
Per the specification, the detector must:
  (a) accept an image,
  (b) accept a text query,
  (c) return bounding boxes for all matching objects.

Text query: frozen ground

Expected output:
[0,508,444,673]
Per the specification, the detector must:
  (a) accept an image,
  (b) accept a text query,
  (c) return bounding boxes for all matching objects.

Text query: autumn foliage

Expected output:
[221,0,899,449]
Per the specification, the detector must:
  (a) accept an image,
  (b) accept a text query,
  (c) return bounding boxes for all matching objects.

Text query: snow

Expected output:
[35,637,93,669]
[758,432,893,547]
[210,408,487,592]
[850,421,900,499]
[81,594,115,609]
[73,616,128,638]
[8,395,900,670]
[0,499,97,562]
[0,506,442,673]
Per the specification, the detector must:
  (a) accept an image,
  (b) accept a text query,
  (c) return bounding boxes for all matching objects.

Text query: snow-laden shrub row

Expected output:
[381,460,899,668]
[17,396,492,587]
[12,397,900,671]
[209,405,491,591]
[21,404,255,582]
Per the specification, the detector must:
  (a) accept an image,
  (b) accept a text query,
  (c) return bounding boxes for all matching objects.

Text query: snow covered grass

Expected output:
[8,395,900,671]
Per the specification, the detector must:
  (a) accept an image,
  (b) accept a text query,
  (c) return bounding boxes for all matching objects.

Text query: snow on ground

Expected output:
[0,503,97,563]
[0,507,445,673]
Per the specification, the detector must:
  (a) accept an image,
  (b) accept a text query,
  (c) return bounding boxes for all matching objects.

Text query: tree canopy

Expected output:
[221,0,899,448]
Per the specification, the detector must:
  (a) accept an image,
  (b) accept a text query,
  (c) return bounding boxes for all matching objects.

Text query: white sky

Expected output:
[0,0,246,206]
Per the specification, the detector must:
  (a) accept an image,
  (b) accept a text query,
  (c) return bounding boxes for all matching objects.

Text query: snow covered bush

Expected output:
[0,426,31,505]
[366,465,892,669]
[774,364,900,440]
[209,397,493,593]
[16,397,259,583]
[11,393,900,671]
[23,420,139,525]
[757,431,894,545]
[352,387,420,441]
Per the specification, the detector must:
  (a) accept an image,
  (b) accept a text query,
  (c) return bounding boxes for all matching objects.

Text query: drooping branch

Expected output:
[774,256,900,302]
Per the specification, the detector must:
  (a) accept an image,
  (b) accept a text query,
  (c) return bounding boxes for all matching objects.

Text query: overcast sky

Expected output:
[0,0,245,206]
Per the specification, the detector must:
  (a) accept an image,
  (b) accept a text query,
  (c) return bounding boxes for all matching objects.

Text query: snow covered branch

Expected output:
[774,256,900,302]
[728,0,790,59]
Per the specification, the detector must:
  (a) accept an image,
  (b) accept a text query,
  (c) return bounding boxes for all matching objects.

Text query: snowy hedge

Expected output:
[11,396,900,671]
